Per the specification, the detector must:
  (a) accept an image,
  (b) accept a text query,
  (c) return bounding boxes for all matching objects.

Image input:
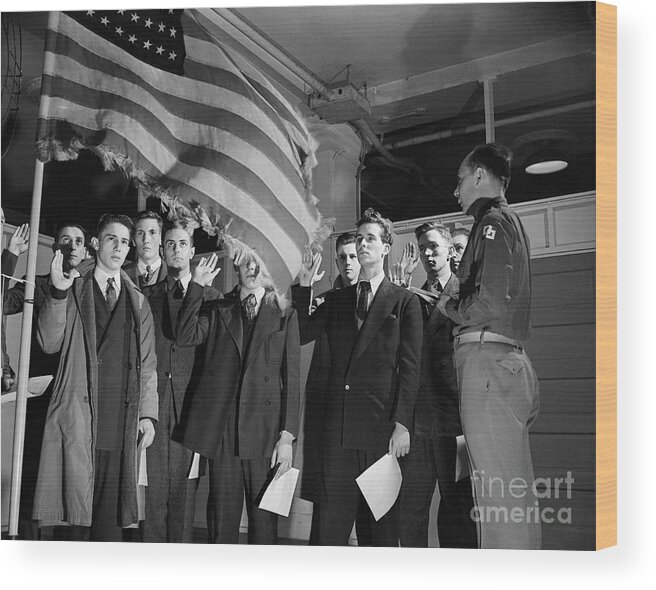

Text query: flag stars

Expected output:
[86,10,95,16]
[156,46,165,55]
[100,16,110,26]
[168,9,174,14]
[168,51,177,61]
[117,10,125,15]
[158,22,166,32]
[143,40,152,50]
[144,18,153,28]
[115,26,124,36]
[131,13,140,23]
[128,34,137,44]
[169,27,177,38]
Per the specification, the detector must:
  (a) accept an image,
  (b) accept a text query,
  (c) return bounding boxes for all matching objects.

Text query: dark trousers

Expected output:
[399,435,477,548]
[206,432,278,545]
[317,446,399,547]
[55,449,129,542]
[143,394,198,543]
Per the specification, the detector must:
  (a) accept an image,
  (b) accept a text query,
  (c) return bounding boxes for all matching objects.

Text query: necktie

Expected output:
[429,278,443,294]
[243,293,257,323]
[356,281,371,322]
[172,279,184,300]
[105,277,117,310]
[143,264,154,286]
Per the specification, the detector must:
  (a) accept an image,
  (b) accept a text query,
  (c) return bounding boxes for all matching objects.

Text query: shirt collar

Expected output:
[168,272,192,295]
[358,269,385,298]
[94,265,121,293]
[240,285,266,313]
[468,195,506,220]
[137,257,162,275]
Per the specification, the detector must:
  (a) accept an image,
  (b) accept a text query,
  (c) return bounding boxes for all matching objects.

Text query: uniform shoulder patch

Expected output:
[483,225,497,240]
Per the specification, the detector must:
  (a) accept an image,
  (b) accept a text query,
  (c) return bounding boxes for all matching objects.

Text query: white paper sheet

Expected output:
[259,467,299,517]
[1,375,53,403]
[138,448,148,486]
[355,453,402,521]
[187,452,200,479]
[455,435,471,481]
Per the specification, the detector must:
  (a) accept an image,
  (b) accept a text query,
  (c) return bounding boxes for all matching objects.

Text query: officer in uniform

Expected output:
[437,143,541,550]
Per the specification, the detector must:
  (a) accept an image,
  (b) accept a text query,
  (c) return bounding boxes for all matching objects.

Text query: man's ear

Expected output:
[382,243,391,256]
[190,246,196,259]
[90,237,99,251]
[447,245,455,260]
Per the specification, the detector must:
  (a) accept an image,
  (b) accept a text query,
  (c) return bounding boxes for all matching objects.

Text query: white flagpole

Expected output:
[7,159,45,538]
[7,11,59,539]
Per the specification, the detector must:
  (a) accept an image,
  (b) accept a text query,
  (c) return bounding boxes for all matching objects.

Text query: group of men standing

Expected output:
[2,143,540,549]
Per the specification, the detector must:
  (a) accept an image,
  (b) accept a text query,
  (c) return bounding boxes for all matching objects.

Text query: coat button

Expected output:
[171,347,176,353]
[83,396,89,403]
[264,399,271,405]
[165,372,172,379]
[97,358,103,365]
[127,362,133,369]
[345,385,350,391]
[264,376,269,382]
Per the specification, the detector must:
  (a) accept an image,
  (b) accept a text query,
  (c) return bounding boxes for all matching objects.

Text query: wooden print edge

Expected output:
[595,1,617,550]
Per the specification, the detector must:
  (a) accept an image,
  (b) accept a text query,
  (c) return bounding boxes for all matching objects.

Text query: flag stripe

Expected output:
[40,68,315,237]
[50,14,305,178]
[39,98,304,279]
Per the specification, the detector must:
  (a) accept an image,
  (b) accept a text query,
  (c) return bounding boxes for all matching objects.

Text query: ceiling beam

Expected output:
[370,30,595,107]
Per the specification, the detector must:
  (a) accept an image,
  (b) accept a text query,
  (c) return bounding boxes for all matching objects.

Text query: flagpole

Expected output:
[7,11,59,539]
[7,158,46,538]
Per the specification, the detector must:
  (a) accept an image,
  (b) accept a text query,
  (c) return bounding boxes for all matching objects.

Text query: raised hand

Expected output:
[7,223,29,256]
[399,242,419,279]
[50,250,79,291]
[192,253,221,286]
[297,248,325,287]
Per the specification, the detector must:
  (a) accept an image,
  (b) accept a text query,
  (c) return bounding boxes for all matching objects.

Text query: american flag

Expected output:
[36,9,328,294]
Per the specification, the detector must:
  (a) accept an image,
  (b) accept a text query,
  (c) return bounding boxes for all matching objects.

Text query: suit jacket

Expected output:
[293,277,422,453]
[413,275,462,438]
[123,260,167,287]
[175,282,301,461]
[143,277,220,425]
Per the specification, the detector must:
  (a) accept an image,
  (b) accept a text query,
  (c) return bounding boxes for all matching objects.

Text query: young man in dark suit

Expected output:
[34,213,158,541]
[396,221,476,548]
[174,250,300,544]
[141,223,219,543]
[294,208,423,546]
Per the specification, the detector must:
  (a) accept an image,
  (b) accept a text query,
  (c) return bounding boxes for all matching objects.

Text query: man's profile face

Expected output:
[96,223,131,274]
[335,243,360,285]
[417,229,451,277]
[356,223,390,268]
[55,226,87,270]
[163,228,195,273]
[133,218,161,264]
[238,257,264,291]
[451,233,469,271]
[454,158,478,215]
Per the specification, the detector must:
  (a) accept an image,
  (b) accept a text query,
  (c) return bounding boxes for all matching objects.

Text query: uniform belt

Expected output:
[454,331,522,349]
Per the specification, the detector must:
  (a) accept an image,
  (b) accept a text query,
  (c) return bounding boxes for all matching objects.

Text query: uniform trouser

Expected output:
[317,446,399,547]
[206,431,278,545]
[399,435,477,548]
[143,393,198,543]
[455,341,541,549]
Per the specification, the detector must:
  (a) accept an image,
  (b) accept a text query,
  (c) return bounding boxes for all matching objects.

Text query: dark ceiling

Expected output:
[1,3,596,235]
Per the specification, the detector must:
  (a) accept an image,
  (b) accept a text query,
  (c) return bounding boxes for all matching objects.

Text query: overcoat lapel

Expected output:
[350,278,396,363]
[218,290,243,358]
[74,272,97,355]
[244,297,279,370]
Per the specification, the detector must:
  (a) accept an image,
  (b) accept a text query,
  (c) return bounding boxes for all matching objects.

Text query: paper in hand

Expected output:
[356,453,402,521]
[259,467,299,517]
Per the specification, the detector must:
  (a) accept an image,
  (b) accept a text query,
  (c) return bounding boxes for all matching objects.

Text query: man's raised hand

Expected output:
[192,253,221,287]
[50,250,79,291]
[298,248,325,287]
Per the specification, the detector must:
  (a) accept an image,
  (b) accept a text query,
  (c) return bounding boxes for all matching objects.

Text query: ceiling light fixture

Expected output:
[524,146,568,175]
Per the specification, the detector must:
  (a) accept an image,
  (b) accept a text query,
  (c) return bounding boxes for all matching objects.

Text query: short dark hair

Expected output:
[335,232,356,252]
[356,208,393,246]
[414,220,452,244]
[133,209,163,232]
[464,143,513,190]
[163,221,194,246]
[96,213,135,241]
[451,227,471,239]
[54,220,88,246]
